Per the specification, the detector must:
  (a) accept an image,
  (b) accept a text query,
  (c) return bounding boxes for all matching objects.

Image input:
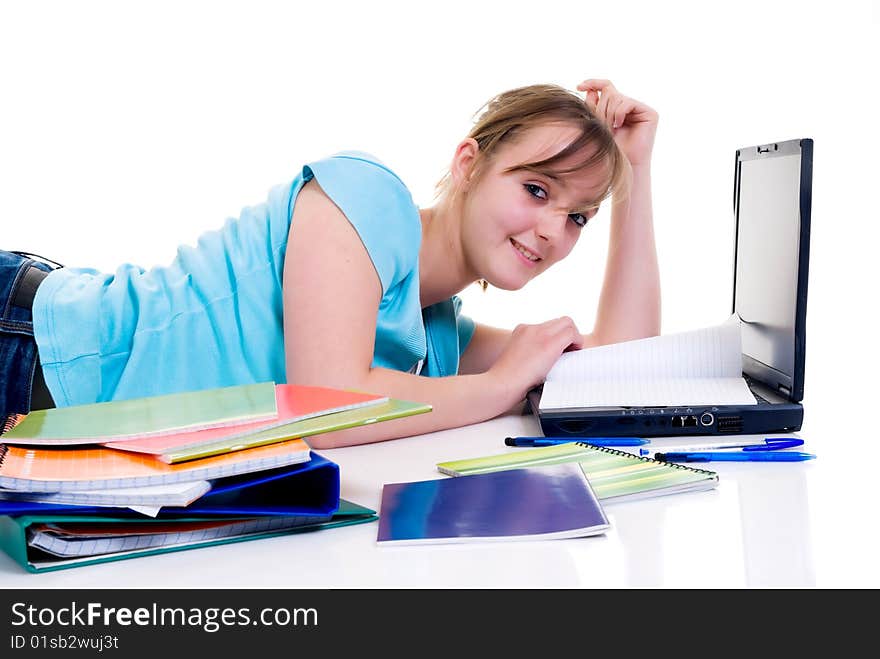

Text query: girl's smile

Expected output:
[509,237,542,266]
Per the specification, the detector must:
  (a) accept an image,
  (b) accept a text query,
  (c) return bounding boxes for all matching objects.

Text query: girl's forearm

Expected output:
[304,368,517,448]
[592,163,661,343]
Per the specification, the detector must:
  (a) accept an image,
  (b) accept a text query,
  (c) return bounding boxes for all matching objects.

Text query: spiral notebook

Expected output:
[436,442,719,503]
[27,514,337,558]
[0,438,311,492]
[0,480,212,509]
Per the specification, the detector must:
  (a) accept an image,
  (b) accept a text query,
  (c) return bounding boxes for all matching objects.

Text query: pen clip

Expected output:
[742,438,804,451]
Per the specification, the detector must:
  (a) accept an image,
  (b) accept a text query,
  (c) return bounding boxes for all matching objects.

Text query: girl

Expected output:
[1,79,660,446]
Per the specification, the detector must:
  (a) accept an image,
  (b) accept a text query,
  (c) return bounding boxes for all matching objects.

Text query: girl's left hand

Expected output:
[576,79,658,167]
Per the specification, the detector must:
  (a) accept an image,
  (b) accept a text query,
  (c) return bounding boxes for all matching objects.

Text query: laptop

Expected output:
[528,137,813,437]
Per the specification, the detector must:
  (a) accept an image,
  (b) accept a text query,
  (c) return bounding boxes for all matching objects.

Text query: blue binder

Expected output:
[0,451,340,518]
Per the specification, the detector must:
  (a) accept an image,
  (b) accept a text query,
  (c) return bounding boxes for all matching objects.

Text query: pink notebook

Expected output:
[103,384,387,456]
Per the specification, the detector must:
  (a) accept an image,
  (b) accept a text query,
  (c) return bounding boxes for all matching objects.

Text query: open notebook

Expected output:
[540,315,754,409]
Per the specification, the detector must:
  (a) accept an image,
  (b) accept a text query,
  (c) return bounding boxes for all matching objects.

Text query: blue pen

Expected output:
[656,451,816,463]
[505,436,648,448]
[639,438,804,456]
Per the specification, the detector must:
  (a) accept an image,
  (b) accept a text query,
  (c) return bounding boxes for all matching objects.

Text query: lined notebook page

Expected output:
[27,515,333,558]
[0,480,211,508]
[0,438,311,492]
[541,315,756,409]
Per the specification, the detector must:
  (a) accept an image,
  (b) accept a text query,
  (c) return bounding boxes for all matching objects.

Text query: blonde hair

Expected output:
[434,83,630,290]
[435,83,629,202]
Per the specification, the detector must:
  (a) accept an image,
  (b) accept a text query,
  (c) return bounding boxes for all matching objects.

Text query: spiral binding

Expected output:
[573,441,718,476]
[1,413,22,436]
[0,443,8,467]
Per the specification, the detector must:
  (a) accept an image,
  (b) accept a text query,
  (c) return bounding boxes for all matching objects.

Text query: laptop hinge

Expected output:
[777,384,792,398]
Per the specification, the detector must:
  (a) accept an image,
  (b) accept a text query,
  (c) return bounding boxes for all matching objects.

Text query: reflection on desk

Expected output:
[737,467,815,587]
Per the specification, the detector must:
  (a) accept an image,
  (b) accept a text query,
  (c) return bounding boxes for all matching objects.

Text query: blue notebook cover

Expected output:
[0,452,339,518]
[376,463,610,545]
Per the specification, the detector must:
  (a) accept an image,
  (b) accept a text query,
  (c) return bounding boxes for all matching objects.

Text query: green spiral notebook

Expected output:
[436,442,719,503]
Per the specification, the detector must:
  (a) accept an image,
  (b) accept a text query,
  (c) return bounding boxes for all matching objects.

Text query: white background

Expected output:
[1,0,879,589]
[1,0,878,415]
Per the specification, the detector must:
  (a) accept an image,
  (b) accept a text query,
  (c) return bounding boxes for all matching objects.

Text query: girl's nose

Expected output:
[535,211,567,243]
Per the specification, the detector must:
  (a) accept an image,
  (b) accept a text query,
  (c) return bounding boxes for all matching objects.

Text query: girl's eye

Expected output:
[524,183,547,200]
[569,208,598,228]
[525,183,596,228]
[569,212,589,228]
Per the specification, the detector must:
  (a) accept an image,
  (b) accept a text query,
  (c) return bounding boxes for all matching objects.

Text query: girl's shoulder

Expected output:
[302,149,418,222]
[307,150,410,191]
[299,150,422,291]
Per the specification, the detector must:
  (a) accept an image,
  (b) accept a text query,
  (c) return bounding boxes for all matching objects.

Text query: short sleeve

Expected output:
[301,151,421,295]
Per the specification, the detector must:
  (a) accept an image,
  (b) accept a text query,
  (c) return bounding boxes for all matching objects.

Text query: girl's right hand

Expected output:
[487,317,584,404]
[577,78,658,167]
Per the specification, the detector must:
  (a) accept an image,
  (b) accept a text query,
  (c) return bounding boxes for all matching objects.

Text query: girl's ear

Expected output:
[450,138,480,190]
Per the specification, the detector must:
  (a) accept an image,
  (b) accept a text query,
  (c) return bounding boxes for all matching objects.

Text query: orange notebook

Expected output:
[0,438,311,492]
[102,385,387,456]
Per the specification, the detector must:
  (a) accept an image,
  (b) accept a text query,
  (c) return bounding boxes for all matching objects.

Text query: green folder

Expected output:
[3,382,278,443]
[163,398,432,463]
[0,500,377,573]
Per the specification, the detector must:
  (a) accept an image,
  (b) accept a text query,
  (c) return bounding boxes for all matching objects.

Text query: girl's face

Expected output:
[460,123,611,291]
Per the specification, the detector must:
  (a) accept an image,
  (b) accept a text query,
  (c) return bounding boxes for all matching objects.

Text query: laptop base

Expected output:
[527,389,804,439]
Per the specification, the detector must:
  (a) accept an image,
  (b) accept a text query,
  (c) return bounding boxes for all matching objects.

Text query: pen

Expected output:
[656,451,816,463]
[639,438,804,457]
[505,436,648,448]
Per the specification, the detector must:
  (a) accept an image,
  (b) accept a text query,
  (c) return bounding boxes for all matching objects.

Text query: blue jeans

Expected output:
[1,250,58,432]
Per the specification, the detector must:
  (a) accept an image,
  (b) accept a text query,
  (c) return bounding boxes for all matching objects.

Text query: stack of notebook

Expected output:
[0,382,431,571]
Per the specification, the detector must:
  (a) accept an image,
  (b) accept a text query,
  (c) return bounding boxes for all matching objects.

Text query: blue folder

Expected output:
[0,451,340,518]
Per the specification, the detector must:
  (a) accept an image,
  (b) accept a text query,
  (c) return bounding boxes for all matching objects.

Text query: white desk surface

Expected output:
[3,390,879,589]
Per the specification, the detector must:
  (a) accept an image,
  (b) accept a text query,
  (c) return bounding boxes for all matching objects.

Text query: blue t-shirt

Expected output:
[32,151,476,407]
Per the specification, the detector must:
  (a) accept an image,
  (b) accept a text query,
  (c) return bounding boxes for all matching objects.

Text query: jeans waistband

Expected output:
[12,264,50,310]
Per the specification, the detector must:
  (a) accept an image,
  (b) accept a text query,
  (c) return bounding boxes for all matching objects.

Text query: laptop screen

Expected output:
[733,139,812,401]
